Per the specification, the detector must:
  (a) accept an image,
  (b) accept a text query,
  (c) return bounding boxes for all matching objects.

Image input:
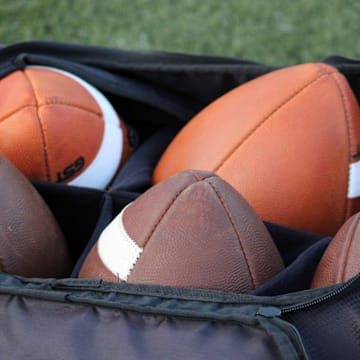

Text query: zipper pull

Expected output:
[256,306,282,318]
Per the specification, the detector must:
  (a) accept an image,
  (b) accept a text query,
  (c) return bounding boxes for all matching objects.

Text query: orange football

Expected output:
[0,66,132,189]
[153,63,360,235]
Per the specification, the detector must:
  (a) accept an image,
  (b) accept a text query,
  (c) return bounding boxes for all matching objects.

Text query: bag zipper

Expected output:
[257,273,360,317]
[54,273,360,317]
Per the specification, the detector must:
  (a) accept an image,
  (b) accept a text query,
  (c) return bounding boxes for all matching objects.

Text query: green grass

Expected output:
[0,0,359,65]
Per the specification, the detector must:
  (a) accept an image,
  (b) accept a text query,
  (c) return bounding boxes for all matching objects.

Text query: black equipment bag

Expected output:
[0,41,360,360]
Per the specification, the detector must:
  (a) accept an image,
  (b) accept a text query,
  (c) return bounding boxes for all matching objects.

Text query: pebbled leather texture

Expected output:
[79,170,284,293]
[153,63,360,236]
[311,212,360,288]
[0,156,72,277]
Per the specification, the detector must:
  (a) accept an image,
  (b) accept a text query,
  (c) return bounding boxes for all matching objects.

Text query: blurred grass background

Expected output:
[0,0,359,65]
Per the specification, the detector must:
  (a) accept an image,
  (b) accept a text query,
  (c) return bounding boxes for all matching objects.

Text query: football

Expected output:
[79,170,284,293]
[0,155,71,277]
[153,63,360,235]
[0,66,132,189]
[312,212,360,288]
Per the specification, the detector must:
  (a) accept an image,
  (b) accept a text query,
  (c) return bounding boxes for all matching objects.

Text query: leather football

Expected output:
[153,63,360,236]
[312,213,360,288]
[0,66,132,190]
[79,170,284,293]
[0,156,71,277]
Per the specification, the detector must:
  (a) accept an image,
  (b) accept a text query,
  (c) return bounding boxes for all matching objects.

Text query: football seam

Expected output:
[22,71,51,181]
[321,67,354,225]
[38,99,103,115]
[205,178,256,290]
[142,173,216,248]
[0,104,35,124]
[0,254,6,272]
[214,64,337,173]
[0,102,102,125]
[340,214,360,283]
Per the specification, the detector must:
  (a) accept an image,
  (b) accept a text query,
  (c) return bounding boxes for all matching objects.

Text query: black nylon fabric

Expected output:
[109,126,180,194]
[0,274,308,360]
[253,237,330,296]
[31,181,104,262]
[0,40,262,67]
[283,275,360,360]
[71,194,118,277]
[0,295,282,360]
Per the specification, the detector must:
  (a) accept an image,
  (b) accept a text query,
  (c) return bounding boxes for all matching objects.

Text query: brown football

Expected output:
[79,170,284,293]
[312,213,360,288]
[0,156,72,277]
[153,63,360,236]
